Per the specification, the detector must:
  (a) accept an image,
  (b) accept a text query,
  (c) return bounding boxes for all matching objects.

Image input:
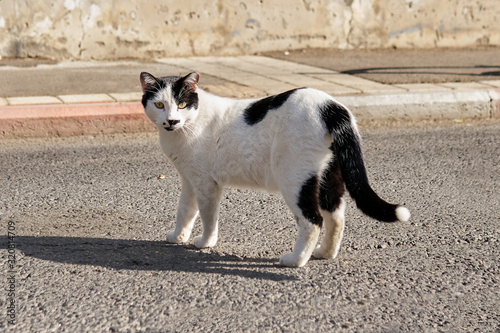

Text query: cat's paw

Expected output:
[279,253,308,267]
[167,230,190,244]
[312,245,337,260]
[194,235,217,248]
[312,246,328,259]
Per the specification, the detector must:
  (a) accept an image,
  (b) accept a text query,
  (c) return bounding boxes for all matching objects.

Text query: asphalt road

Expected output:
[0,122,498,332]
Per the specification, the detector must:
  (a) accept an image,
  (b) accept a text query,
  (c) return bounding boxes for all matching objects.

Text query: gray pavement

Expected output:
[2,47,500,97]
[1,48,500,139]
[0,123,498,331]
[1,48,500,98]
[264,46,500,84]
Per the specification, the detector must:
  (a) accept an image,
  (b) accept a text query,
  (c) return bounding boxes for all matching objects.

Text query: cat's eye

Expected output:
[178,102,187,109]
[154,101,164,109]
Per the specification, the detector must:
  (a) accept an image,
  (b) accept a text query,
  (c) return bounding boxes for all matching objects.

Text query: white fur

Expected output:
[142,78,406,267]
[143,85,336,267]
[152,88,335,192]
[396,206,411,222]
[313,198,346,260]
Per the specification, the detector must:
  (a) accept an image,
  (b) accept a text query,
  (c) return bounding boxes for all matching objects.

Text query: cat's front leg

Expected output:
[193,182,223,249]
[167,178,199,244]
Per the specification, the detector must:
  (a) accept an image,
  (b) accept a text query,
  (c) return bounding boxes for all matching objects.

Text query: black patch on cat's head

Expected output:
[139,72,199,110]
[171,72,200,110]
[243,88,302,125]
[140,72,161,93]
[140,72,174,108]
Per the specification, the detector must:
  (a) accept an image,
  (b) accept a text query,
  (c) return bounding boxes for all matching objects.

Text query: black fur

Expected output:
[141,74,164,108]
[319,101,400,222]
[297,175,323,226]
[319,157,345,213]
[172,74,199,110]
[243,88,302,125]
[140,73,198,110]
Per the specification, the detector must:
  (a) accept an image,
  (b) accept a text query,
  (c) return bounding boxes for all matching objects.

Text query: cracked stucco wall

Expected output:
[0,0,498,60]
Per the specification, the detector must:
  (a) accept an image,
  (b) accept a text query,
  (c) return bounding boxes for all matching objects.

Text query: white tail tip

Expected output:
[396,206,411,222]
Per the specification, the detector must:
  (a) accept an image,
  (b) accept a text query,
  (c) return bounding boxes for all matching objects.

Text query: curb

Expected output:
[0,101,142,120]
[1,88,499,139]
[0,102,153,139]
[338,88,500,121]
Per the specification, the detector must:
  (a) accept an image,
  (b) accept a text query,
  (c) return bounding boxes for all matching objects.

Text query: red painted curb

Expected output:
[0,102,155,138]
[0,102,143,120]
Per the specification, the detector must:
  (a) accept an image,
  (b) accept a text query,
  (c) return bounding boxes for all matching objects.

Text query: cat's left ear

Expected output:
[183,72,200,90]
[140,72,159,94]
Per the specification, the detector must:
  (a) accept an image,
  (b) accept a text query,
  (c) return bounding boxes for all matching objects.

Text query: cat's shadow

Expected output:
[5,236,297,281]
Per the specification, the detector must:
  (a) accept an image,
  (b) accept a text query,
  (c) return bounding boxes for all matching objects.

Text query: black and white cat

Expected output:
[139,71,410,267]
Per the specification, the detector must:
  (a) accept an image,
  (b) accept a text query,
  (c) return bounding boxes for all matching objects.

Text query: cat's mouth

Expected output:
[162,124,179,132]
[164,125,182,132]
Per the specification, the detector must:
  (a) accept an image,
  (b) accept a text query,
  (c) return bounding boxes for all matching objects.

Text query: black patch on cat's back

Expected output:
[243,88,302,125]
[318,100,352,135]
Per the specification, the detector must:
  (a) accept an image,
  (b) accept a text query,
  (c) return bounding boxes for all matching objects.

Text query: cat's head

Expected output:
[140,72,200,132]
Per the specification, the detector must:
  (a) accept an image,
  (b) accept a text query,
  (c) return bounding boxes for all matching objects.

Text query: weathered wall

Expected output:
[0,0,498,60]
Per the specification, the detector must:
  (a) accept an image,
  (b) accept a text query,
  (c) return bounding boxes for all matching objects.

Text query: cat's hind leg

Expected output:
[314,157,346,259]
[279,175,323,267]
[314,201,346,259]
[167,178,199,244]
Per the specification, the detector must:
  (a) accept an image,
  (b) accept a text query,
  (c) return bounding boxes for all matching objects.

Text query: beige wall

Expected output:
[0,0,498,60]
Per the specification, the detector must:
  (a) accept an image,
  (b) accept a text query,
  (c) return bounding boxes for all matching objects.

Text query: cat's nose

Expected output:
[164,120,180,126]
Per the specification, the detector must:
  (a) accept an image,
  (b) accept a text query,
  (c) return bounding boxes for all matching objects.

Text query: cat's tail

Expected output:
[319,100,410,222]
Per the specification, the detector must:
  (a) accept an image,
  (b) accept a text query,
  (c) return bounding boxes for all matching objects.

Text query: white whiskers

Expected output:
[181,122,196,139]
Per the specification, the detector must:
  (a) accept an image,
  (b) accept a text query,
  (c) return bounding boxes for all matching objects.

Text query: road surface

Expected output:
[1,121,498,332]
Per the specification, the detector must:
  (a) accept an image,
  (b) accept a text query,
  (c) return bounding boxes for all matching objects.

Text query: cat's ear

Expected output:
[183,72,200,90]
[140,72,159,94]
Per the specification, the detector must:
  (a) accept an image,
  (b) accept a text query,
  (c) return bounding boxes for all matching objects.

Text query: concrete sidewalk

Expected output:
[1,54,499,138]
